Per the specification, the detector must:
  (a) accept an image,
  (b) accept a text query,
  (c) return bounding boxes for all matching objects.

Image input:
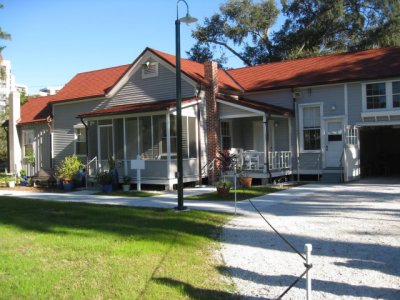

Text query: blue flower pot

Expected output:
[21,181,27,186]
[63,181,74,192]
[102,184,113,193]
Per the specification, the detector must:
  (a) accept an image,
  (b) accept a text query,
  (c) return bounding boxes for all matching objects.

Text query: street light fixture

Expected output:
[175,0,197,210]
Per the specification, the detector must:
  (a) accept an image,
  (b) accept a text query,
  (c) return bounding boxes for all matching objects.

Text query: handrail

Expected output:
[201,158,216,177]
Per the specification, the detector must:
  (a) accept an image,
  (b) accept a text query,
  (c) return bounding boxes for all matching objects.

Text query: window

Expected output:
[366,83,386,109]
[22,130,34,157]
[393,81,400,108]
[220,121,232,150]
[141,62,159,79]
[302,106,321,151]
[74,127,86,156]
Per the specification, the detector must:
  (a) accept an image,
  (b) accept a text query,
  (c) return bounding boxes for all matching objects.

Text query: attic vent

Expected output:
[142,62,159,79]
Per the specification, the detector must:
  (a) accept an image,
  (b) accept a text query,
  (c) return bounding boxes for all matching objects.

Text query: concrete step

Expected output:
[321,171,343,183]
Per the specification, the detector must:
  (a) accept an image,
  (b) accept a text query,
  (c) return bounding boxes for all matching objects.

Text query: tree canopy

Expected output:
[188,0,400,66]
[0,3,11,80]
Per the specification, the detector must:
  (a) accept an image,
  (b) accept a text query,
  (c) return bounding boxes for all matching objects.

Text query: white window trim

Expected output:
[141,62,159,79]
[299,103,323,153]
[362,79,400,112]
[74,124,86,157]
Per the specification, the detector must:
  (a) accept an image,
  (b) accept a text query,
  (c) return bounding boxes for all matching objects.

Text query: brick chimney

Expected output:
[204,61,221,183]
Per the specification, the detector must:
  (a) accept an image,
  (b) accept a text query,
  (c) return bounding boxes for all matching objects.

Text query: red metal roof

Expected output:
[49,64,131,104]
[148,48,242,91]
[217,94,292,116]
[78,97,198,118]
[19,95,55,124]
[227,47,400,91]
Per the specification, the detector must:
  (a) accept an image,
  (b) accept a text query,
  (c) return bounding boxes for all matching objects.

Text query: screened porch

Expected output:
[85,105,200,187]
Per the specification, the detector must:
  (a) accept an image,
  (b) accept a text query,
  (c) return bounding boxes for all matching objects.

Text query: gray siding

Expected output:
[246,90,293,110]
[272,117,289,151]
[111,63,196,106]
[347,83,363,124]
[20,122,51,173]
[297,85,345,117]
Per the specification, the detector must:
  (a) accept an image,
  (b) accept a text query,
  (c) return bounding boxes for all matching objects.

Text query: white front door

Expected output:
[325,120,344,167]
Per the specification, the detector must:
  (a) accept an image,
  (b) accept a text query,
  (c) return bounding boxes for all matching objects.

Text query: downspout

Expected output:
[46,116,53,169]
[263,113,272,182]
[80,117,89,188]
[2,122,10,172]
[292,91,300,182]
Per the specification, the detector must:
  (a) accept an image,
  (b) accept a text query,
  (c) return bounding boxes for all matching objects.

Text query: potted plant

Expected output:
[20,170,28,186]
[56,155,84,192]
[216,179,231,197]
[7,175,16,188]
[238,168,252,188]
[122,175,131,192]
[96,171,114,193]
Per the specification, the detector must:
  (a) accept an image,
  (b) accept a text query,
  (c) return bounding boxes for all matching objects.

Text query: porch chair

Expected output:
[243,150,259,170]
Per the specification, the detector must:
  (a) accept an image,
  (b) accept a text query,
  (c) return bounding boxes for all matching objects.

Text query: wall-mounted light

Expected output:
[331,105,336,111]
[274,121,279,128]
[142,61,151,69]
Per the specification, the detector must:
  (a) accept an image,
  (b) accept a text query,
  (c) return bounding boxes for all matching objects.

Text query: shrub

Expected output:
[123,176,131,185]
[96,171,114,185]
[56,155,84,182]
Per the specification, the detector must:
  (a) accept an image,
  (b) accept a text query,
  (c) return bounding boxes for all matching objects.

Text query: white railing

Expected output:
[345,125,358,145]
[268,151,292,170]
[87,156,98,177]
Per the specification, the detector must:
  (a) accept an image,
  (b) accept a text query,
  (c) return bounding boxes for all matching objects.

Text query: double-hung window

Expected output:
[220,121,232,150]
[74,126,87,157]
[22,130,34,157]
[366,83,386,109]
[302,106,321,151]
[393,81,400,108]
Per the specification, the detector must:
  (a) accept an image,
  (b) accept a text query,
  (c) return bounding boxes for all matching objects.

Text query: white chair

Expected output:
[243,150,259,170]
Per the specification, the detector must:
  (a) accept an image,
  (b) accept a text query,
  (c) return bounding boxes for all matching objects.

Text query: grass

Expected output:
[95,190,161,197]
[0,197,237,299]
[185,186,282,201]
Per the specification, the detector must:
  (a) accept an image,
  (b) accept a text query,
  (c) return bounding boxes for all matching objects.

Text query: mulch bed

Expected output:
[0,185,64,193]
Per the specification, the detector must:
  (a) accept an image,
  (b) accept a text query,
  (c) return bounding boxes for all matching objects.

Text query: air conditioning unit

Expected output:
[292,91,302,98]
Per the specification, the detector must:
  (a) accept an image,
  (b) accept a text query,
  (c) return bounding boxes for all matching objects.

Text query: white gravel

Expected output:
[220,180,400,299]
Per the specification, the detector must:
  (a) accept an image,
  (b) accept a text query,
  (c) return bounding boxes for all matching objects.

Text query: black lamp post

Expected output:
[175,0,197,210]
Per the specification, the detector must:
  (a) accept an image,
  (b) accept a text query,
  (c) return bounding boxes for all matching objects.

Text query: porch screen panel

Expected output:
[303,106,321,151]
[114,119,124,160]
[165,115,177,155]
[182,116,188,158]
[188,116,197,158]
[139,116,152,159]
[152,115,164,159]
[99,126,113,161]
[125,117,138,159]
[87,121,98,160]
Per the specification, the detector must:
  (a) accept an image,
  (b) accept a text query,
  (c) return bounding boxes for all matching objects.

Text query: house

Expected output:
[7,46,400,189]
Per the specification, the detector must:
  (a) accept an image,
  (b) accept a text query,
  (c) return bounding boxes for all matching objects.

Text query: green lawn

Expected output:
[0,197,237,299]
[185,186,282,201]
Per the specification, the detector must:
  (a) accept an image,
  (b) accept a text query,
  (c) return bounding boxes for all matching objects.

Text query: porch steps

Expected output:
[321,167,343,184]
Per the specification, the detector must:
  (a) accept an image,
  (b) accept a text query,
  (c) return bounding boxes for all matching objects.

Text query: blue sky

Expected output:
[1,0,281,94]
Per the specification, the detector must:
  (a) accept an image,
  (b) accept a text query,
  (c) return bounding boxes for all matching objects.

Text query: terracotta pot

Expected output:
[240,177,252,188]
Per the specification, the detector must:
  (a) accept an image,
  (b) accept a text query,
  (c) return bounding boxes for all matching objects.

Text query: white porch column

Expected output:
[8,91,22,174]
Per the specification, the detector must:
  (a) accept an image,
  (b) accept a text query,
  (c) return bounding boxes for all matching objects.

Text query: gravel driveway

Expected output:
[221,179,400,299]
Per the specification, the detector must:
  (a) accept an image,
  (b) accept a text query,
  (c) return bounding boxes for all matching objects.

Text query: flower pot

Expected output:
[102,184,113,193]
[240,177,252,188]
[63,181,74,192]
[7,181,15,188]
[217,186,231,197]
[21,181,27,186]
[122,184,130,192]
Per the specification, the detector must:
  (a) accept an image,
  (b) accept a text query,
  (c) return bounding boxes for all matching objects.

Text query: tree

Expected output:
[188,0,400,66]
[0,2,11,162]
[274,0,400,60]
[187,0,279,66]
[0,3,11,80]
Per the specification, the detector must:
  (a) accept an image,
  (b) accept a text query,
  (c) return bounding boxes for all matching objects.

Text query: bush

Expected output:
[56,155,84,182]
[96,171,114,185]
[123,176,131,185]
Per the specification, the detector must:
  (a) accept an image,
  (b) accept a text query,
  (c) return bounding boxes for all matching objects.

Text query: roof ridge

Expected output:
[228,46,400,72]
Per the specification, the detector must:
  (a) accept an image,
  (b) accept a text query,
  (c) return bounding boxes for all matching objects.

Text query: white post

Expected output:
[305,243,312,300]
[8,91,22,174]
[234,170,237,215]
[136,155,141,192]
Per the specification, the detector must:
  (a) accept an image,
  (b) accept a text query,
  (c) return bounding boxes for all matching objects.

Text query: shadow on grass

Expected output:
[0,196,227,245]
[153,277,239,300]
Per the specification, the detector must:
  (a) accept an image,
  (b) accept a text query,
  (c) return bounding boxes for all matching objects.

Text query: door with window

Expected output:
[325,120,344,167]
